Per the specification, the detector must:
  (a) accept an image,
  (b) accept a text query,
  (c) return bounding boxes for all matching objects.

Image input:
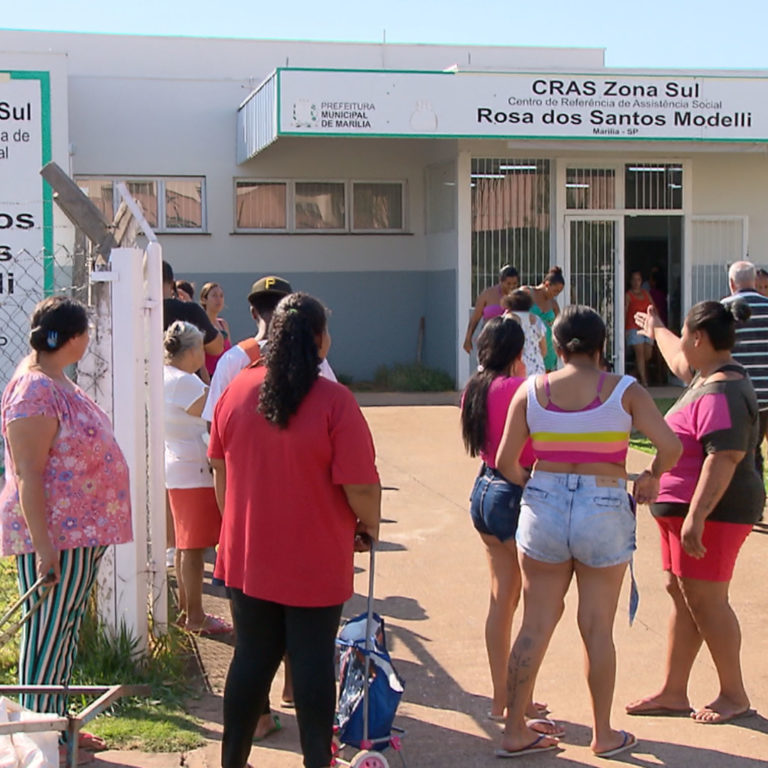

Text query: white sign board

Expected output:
[0,72,50,388]
[277,69,768,142]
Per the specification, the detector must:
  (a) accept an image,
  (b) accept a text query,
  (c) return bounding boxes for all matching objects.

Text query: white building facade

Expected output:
[2,30,768,385]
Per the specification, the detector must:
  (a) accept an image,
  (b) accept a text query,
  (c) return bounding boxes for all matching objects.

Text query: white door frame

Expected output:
[564,213,625,373]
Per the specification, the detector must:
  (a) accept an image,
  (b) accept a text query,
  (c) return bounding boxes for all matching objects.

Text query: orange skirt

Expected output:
[168,487,222,550]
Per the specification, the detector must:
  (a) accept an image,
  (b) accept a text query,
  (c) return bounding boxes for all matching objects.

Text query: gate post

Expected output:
[102,248,149,651]
[144,242,167,632]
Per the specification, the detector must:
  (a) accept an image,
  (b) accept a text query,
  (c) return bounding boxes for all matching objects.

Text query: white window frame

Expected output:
[75,175,207,233]
[350,179,406,233]
[233,179,409,233]
[234,178,289,232]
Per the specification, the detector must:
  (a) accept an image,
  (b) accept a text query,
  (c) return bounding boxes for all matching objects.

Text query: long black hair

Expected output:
[258,292,327,428]
[461,316,525,457]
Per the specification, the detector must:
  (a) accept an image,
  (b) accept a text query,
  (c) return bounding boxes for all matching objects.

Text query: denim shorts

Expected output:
[626,328,654,347]
[469,465,523,543]
[516,471,636,567]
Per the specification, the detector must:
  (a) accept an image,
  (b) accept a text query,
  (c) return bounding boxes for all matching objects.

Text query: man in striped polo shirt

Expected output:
[722,260,768,477]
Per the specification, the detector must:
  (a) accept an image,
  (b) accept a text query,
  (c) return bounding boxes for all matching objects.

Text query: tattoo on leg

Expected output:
[507,635,533,702]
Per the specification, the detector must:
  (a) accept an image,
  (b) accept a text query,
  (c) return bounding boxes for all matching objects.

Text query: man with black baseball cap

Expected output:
[202,276,336,422]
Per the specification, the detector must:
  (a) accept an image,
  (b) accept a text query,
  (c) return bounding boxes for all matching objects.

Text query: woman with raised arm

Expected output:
[494,305,681,759]
[209,293,381,768]
[626,301,764,724]
[460,316,559,736]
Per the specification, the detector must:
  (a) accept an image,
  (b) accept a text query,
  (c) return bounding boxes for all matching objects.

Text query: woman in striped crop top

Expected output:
[494,305,681,759]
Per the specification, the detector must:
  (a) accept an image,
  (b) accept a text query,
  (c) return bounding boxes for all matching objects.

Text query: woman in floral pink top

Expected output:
[0,296,132,752]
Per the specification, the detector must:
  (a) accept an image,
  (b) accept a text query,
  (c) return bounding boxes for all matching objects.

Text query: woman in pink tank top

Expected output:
[494,305,681,759]
[463,265,519,354]
[460,316,556,735]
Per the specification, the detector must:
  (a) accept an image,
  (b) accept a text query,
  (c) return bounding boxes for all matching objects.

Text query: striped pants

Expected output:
[16,546,106,715]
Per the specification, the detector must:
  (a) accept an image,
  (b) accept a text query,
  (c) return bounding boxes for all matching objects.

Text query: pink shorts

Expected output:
[168,487,222,550]
[656,516,751,582]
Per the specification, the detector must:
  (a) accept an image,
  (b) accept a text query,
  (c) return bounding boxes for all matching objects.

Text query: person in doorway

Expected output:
[721,260,768,479]
[524,266,565,372]
[501,289,547,377]
[463,265,519,354]
[199,282,233,377]
[648,266,668,326]
[627,300,764,724]
[0,297,133,758]
[756,268,768,298]
[494,305,680,759]
[460,316,560,736]
[163,321,231,635]
[625,269,656,387]
[202,276,336,423]
[210,293,380,768]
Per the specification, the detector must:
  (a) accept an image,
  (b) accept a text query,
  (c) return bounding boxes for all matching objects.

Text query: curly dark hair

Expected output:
[460,316,524,458]
[258,293,327,428]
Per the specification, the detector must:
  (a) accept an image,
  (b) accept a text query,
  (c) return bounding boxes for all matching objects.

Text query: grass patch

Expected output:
[629,397,677,454]
[372,363,455,392]
[0,561,206,752]
[345,363,455,392]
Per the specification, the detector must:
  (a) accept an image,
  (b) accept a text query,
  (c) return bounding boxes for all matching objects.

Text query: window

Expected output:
[471,158,550,301]
[295,182,345,230]
[565,168,616,210]
[352,182,403,231]
[235,180,406,233]
[625,164,683,210]
[75,176,206,232]
[235,181,287,229]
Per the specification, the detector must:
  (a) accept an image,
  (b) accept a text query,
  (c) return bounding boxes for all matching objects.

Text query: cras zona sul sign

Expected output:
[277,70,768,142]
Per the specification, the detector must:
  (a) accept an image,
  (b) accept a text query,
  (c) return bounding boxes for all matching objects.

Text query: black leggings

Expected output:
[222,589,343,768]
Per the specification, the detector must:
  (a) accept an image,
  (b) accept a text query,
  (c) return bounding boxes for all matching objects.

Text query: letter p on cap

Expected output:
[265,277,276,289]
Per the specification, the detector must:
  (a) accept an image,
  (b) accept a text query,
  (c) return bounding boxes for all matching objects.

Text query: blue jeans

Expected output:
[516,471,636,567]
[469,465,523,542]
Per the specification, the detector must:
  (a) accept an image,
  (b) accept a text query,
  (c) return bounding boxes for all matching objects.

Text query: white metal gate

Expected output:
[688,216,748,312]
[565,216,625,372]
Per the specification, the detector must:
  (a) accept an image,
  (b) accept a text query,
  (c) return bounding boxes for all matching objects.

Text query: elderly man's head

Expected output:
[728,260,756,293]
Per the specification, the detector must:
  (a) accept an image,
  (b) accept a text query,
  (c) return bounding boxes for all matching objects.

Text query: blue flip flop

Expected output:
[495,734,560,758]
[595,730,638,758]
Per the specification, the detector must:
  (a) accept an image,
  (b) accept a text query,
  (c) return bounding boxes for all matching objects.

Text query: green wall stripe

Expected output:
[7,70,53,295]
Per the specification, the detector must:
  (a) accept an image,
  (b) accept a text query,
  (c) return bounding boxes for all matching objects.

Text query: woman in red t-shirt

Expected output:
[209,293,381,768]
[625,270,656,387]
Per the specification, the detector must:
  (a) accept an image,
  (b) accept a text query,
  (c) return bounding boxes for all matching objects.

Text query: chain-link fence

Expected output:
[0,231,166,644]
[1,235,88,466]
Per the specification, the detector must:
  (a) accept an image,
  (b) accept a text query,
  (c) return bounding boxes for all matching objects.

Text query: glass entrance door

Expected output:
[565,216,625,372]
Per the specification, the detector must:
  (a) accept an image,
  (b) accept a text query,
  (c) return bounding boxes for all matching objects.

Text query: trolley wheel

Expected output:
[350,750,390,768]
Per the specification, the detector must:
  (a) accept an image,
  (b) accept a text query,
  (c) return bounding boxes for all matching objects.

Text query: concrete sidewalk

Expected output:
[97,405,768,767]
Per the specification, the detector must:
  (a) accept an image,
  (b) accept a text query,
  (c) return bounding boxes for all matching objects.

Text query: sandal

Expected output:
[253,714,282,742]
[78,731,107,751]
[186,614,233,636]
